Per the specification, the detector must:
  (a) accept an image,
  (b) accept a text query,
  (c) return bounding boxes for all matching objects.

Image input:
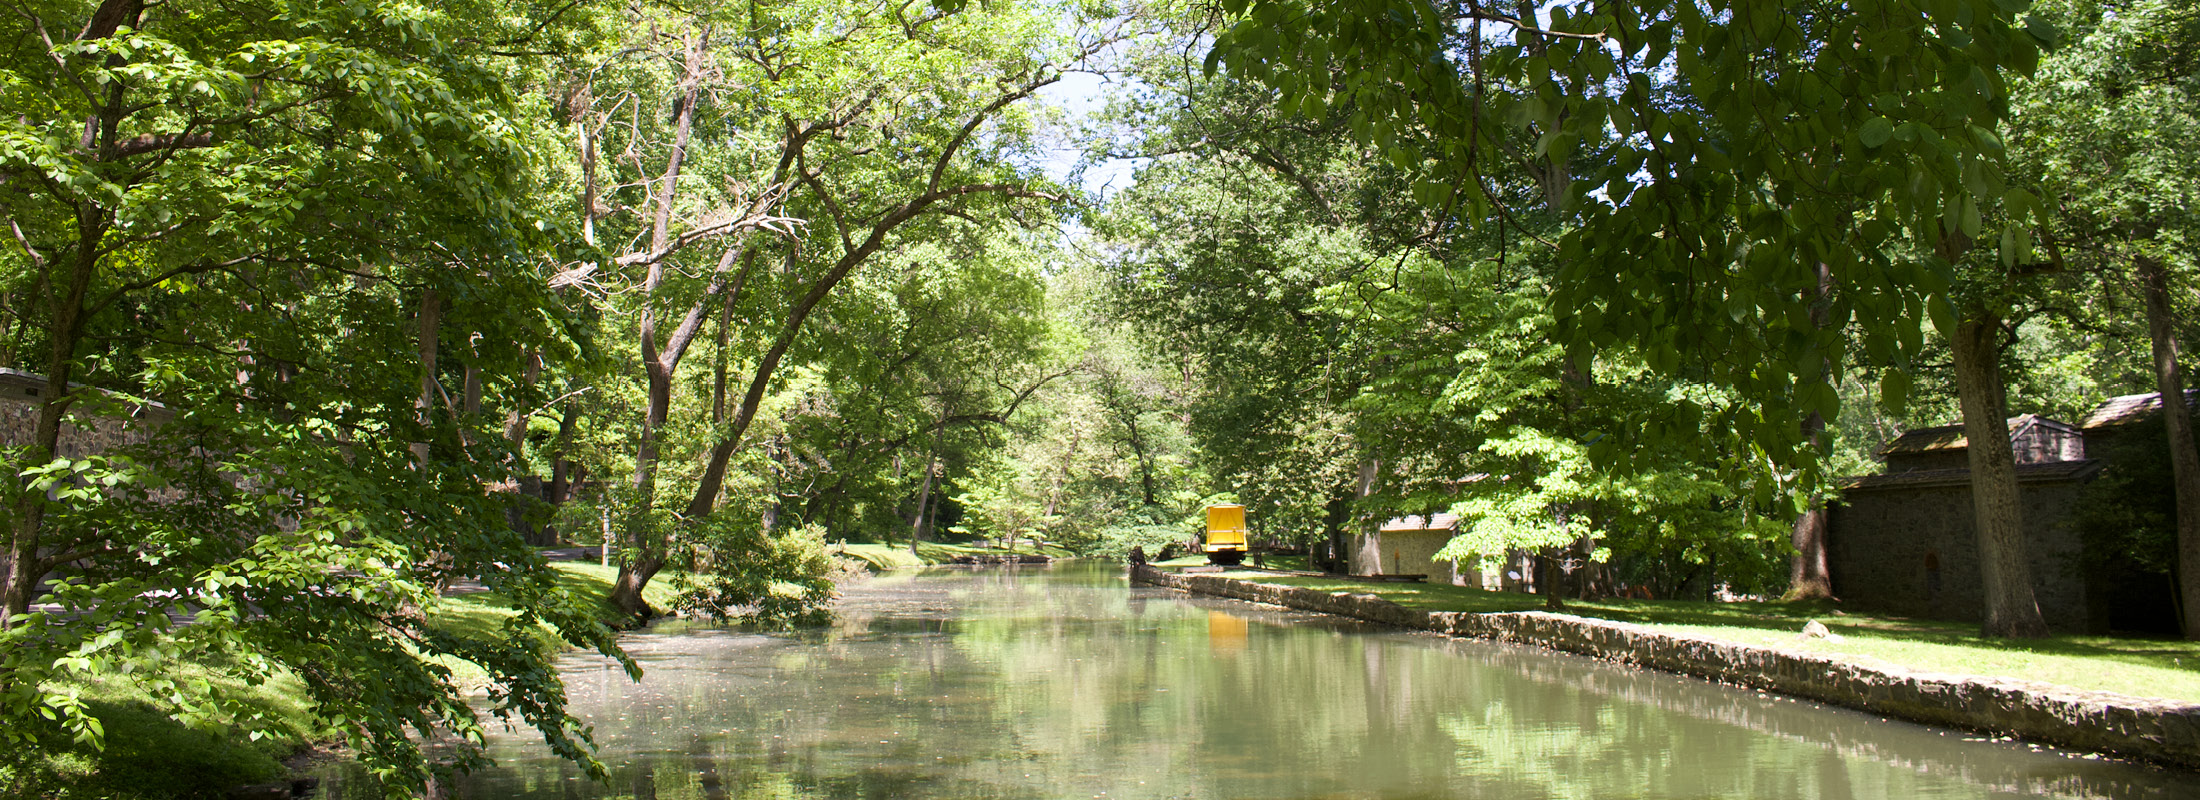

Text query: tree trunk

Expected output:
[1787,263,1838,600]
[505,350,547,544]
[1950,313,2049,638]
[1786,496,1834,600]
[410,287,441,464]
[1786,409,1836,602]
[1320,493,1352,574]
[2138,254,2200,639]
[610,405,665,622]
[4,173,112,623]
[908,420,945,555]
[1345,459,1381,575]
[3,8,141,622]
[607,31,706,622]
[1537,546,1566,610]
[609,558,662,623]
[610,358,672,620]
[1125,416,1158,506]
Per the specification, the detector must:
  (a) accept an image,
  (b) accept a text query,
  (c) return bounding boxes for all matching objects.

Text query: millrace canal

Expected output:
[320,564,2194,799]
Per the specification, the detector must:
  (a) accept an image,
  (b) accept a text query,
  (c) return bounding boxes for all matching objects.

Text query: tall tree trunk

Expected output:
[5,3,140,623]
[2138,254,2200,639]
[1950,312,2049,638]
[1787,263,1836,600]
[505,351,548,544]
[1347,459,1381,575]
[1320,492,1352,574]
[411,287,441,464]
[908,420,945,555]
[1123,413,1158,506]
[1,233,98,623]
[611,376,668,621]
[1786,489,1834,599]
[609,31,706,621]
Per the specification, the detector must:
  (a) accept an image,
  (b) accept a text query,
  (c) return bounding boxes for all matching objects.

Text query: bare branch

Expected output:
[6,216,48,270]
[112,130,214,158]
[87,252,263,318]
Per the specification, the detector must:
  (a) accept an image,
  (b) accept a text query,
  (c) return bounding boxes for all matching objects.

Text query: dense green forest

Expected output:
[0,0,2193,795]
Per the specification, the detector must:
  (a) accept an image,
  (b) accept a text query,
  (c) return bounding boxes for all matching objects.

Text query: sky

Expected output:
[1034,70,1147,201]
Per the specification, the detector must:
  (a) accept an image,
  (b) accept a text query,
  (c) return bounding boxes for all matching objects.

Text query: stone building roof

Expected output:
[2082,390,2200,429]
[1877,414,2074,458]
[1379,513,1460,533]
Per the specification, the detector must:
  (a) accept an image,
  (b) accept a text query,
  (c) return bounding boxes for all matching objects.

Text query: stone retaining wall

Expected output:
[1130,565,2200,771]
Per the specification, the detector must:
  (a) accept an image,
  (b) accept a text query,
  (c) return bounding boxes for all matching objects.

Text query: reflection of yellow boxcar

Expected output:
[1204,504,1247,565]
[1207,610,1249,654]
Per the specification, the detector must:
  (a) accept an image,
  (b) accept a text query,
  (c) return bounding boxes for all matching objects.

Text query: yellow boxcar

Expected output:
[1204,504,1247,565]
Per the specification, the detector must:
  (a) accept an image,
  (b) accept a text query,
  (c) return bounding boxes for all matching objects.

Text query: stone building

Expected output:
[1350,513,1474,585]
[0,369,173,456]
[1827,394,2192,633]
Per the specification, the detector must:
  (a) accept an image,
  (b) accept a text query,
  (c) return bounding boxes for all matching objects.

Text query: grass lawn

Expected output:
[433,561,684,638]
[1184,570,2200,703]
[428,560,688,687]
[835,539,1077,571]
[1153,552,1315,571]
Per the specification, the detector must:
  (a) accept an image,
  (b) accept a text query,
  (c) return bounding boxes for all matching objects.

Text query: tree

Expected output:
[0,0,629,790]
[1080,32,1790,601]
[556,0,1084,620]
[2010,0,2200,637]
[1207,0,2059,634]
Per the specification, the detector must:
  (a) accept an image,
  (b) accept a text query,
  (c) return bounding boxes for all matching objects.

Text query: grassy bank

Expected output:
[427,560,686,685]
[835,539,1076,571]
[1174,567,2200,702]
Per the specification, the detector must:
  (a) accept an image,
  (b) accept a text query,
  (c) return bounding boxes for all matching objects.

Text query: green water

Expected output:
[327,564,2196,799]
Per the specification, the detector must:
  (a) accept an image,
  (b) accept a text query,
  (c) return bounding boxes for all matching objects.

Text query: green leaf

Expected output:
[1880,369,1912,411]
[2024,14,2059,45]
[1858,117,1894,148]
[1926,296,1957,337]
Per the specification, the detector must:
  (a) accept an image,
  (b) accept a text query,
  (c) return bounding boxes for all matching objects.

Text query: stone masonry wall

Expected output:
[1129,565,2200,771]
[1829,479,2093,631]
[0,371,173,458]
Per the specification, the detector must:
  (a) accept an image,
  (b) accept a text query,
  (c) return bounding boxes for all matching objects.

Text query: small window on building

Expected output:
[1924,550,1942,599]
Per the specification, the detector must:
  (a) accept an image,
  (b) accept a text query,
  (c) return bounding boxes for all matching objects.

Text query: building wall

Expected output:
[0,372,173,458]
[1885,450,1970,472]
[2015,423,2085,464]
[1350,528,1462,584]
[1827,478,2094,632]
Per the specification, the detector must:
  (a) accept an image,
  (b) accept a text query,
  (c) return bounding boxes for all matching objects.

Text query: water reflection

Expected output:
[318,564,2198,799]
[1208,610,1249,655]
